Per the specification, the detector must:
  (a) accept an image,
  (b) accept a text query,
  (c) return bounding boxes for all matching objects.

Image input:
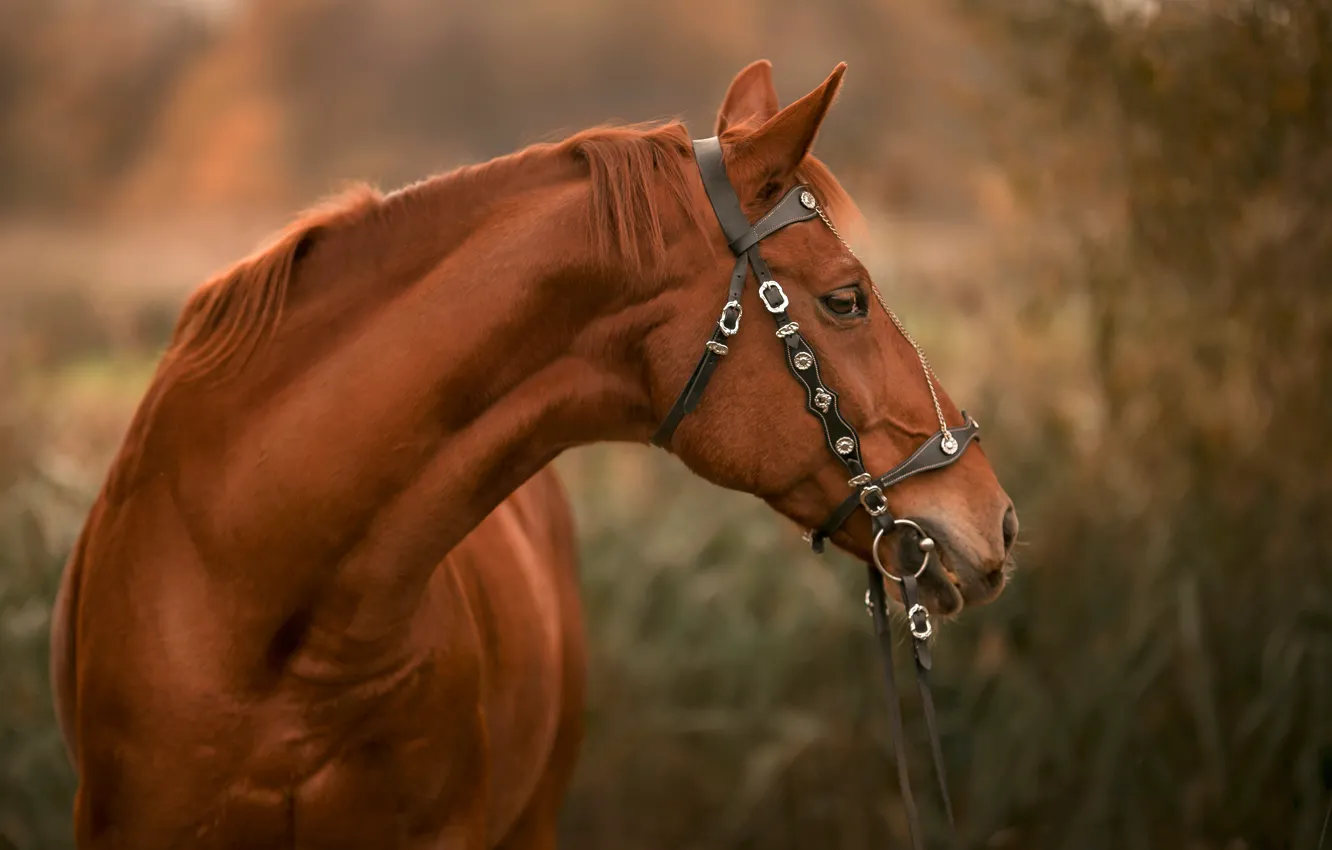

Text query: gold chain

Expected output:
[814,206,950,437]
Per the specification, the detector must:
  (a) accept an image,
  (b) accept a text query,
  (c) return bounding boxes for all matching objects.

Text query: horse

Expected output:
[50,59,1017,848]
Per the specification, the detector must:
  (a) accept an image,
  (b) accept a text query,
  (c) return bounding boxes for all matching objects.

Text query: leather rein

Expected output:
[651,135,979,849]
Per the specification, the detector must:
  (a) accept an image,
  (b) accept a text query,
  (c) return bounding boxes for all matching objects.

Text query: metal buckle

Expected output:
[758,280,789,313]
[718,300,742,336]
[870,518,935,583]
[859,485,888,517]
[907,603,933,640]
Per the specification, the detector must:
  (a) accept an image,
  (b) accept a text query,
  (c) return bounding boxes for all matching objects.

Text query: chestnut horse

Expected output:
[51,61,1016,848]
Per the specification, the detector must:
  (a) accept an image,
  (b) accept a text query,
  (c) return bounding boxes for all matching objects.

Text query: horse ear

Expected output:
[739,63,845,179]
[715,60,780,135]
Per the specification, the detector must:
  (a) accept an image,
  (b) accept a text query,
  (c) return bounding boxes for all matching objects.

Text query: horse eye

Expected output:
[820,286,865,317]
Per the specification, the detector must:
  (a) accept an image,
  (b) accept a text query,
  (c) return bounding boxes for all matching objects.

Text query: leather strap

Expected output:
[651,252,749,446]
[900,572,956,839]
[808,417,981,554]
[867,564,926,850]
[695,137,867,473]
[754,275,867,477]
[692,136,752,243]
[729,185,820,254]
[651,143,817,448]
[867,556,959,850]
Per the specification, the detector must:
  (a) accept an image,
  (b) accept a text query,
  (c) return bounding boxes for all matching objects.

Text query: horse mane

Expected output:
[561,120,863,271]
[561,121,703,273]
[158,121,861,385]
[164,185,382,383]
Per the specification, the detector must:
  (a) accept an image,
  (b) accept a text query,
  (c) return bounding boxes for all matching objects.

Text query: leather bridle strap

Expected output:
[651,138,824,449]
[867,559,958,849]
[653,134,966,850]
[808,417,981,553]
[867,563,926,848]
[657,138,874,491]
[648,264,740,447]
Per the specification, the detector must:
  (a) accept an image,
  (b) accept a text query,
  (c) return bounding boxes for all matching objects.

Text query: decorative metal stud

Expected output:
[813,388,832,412]
[800,190,817,209]
[705,341,729,356]
[941,431,959,455]
[848,473,872,488]
[775,322,800,338]
[835,436,856,455]
[793,351,814,370]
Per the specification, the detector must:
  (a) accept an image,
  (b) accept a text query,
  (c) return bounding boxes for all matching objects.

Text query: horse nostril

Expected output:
[1001,503,1019,556]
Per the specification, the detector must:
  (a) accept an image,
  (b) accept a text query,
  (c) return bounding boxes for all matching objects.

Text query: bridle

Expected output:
[651,135,981,849]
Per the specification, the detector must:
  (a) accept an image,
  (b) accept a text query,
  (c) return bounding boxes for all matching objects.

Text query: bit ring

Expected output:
[871,518,934,583]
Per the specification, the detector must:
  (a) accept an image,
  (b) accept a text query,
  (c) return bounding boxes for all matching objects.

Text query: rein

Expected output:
[652,136,979,849]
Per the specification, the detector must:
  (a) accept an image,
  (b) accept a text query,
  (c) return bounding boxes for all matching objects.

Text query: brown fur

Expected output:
[52,62,1014,849]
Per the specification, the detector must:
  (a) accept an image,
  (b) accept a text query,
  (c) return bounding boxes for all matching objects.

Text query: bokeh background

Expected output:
[3,0,1331,848]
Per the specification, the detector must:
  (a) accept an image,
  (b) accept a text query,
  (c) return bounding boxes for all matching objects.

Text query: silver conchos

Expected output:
[705,340,729,356]
[834,436,856,455]
[793,351,814,370]
[800,190,817,209]
[813,388,832,412]
[941,431,959,455]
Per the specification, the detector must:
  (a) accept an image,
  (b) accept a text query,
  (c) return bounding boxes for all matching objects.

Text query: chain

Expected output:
[814,206,950,436]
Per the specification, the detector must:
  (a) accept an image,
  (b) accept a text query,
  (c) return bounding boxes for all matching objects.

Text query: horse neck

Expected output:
[166,155,669,568]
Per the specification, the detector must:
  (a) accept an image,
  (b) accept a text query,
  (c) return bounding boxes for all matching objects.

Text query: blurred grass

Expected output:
[0,359,80,850]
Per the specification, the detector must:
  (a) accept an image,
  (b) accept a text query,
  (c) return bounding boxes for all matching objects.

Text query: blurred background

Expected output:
[2,0,1330,847]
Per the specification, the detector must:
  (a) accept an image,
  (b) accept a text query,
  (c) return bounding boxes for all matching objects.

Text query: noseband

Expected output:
[651,136,980,849]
